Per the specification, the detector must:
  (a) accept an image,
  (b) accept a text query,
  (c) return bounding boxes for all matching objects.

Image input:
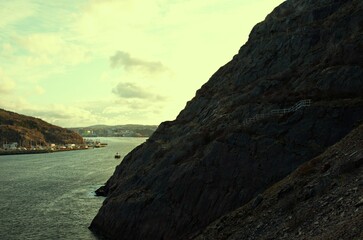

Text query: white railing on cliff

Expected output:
[242,99,311,126]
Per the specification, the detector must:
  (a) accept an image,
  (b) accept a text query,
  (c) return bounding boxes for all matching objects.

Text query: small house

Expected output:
[3,142,18,150]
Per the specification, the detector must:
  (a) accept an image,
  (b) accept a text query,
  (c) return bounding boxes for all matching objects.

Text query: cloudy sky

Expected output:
[0,0,284,127]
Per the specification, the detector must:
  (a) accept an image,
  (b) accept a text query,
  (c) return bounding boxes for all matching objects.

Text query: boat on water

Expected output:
[114,152,121,159]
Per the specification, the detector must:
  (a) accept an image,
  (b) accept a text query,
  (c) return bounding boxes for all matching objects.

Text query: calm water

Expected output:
[0,137,146,240]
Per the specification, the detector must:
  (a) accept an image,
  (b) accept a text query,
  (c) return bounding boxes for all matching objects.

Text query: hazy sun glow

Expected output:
[0,0,285,127]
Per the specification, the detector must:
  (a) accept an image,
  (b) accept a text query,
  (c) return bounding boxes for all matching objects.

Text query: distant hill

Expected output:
[0,109,83,147]
[70,124,158,137]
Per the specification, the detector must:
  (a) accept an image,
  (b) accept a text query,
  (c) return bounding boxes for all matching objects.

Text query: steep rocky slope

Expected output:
[0,109,83,146]
[195,123,363,240]
[90,0,363,239]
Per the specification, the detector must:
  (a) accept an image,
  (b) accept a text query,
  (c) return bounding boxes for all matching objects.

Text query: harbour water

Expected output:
[0,137,146,240]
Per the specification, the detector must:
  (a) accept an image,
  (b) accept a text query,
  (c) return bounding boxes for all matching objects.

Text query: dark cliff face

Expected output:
[0,109,83,146]
[195,123,363,240]
[90,0,363,239]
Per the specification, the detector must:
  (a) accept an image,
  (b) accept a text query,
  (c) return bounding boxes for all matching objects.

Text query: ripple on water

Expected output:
[0,137,146,240]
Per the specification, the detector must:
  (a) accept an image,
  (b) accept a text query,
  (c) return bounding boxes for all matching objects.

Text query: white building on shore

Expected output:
[3,142,18,150]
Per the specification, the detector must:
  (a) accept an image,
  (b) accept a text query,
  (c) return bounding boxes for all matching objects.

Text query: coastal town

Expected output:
[0,139,107,155]
[70,124,157,137]
[0,109,157,157]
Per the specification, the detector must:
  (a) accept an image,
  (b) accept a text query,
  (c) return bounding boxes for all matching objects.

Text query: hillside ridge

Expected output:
[0,108,83,147]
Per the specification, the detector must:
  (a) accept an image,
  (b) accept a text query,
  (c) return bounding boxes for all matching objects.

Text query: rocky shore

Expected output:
[90,0,363,239]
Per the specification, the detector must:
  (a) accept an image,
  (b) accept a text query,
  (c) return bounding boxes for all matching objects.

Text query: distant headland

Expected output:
[0,108,85,155]
[0,108,156,155]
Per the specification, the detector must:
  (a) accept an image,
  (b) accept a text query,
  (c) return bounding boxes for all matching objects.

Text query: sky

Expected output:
[0,0,285,127]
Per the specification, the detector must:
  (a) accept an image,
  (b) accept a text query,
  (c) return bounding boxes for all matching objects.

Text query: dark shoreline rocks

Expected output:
[95,186,108,197]
[90,0,363,239]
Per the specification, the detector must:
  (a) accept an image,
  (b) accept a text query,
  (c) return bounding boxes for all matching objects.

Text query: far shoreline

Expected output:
[0,147,91,156]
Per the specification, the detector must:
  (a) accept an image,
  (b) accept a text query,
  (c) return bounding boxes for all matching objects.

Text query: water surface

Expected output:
[0,137,146,240]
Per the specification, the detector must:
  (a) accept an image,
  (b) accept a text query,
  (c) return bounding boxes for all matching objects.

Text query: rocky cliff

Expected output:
[0,109,83,146]
[90,0,363,239]
[195,123,363,240]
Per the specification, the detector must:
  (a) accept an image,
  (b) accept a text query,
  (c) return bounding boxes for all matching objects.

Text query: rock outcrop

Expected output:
[0,109,83,146]
[90,0,363,239]
[195,123,363,240]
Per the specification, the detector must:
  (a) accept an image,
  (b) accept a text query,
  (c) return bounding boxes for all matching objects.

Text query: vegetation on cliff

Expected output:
[0,109,83,147]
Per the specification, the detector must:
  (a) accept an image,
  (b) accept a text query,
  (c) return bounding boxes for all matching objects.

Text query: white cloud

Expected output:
[112,82,166,100]
[0,0,286,127]
[0,0,35,29]
[0,68,16,94]
[1,43,15,56]
[100,98,166,125]
[15,33,91,67]
[0,80,16,94]
[35,85,45,95]
[16,103,104,127]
